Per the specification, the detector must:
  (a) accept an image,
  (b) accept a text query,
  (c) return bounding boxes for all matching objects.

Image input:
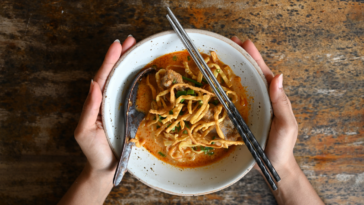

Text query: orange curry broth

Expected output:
[134,50,251,168]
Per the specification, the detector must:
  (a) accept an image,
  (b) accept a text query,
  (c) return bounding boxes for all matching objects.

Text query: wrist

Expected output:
[271,156,324,205]
[276,155,300,181]
[83,162,115,190]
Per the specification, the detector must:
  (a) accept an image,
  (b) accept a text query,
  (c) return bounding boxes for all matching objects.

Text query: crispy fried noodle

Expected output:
[134,51,245,162]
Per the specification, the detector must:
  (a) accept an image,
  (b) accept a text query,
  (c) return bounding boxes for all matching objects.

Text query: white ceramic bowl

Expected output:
[102,29,272,196]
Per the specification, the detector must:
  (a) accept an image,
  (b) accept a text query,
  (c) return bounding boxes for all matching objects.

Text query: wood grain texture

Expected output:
[0,0,363,204]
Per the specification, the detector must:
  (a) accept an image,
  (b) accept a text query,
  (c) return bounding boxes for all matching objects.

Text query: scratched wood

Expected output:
[0,0,363,204]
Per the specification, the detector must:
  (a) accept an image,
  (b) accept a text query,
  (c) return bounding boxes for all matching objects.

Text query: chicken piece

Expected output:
[202,109,214,121]
[161,70,184,89]
[220,117,234,135]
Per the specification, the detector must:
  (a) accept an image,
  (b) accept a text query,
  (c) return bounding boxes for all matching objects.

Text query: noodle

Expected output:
[134,51,246,162]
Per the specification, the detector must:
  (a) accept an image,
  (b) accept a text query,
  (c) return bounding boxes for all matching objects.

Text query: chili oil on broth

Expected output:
[134,50,251,169]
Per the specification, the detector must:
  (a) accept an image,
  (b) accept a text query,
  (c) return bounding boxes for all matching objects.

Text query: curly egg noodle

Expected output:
[131,51,249,167]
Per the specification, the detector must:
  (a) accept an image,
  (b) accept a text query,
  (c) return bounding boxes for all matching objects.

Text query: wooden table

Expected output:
[1,0,363,204]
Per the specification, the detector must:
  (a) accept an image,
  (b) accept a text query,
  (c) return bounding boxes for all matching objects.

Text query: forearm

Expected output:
[58,162,114,205]
[269,158,324,205]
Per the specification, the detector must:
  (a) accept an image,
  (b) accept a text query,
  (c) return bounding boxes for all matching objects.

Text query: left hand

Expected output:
[74,36,136,175]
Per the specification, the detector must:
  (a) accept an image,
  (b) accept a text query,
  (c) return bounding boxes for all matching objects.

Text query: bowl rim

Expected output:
[102,29,272,196]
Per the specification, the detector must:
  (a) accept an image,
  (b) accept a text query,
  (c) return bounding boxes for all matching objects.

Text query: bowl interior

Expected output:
[102,29,271,196]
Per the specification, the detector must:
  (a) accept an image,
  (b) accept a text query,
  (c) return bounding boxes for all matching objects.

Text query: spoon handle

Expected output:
[113,141,133,186]
[112,66,156,186]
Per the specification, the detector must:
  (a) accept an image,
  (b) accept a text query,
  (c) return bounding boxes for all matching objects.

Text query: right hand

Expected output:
[231,37,299,178]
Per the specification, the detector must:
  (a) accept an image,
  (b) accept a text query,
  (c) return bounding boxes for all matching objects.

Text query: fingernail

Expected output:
[114,39,120,43]
[89,79,94,93]
[278,74,283,89]
[128,34,133,37]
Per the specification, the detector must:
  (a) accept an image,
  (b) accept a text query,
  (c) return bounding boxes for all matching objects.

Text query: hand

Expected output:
[59,37,137,205]
[231,37,298,177]
[231,37,323,205]
[74,36,136,175]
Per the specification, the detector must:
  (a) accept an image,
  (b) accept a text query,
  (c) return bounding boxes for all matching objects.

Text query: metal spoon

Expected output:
[113,66,156,186]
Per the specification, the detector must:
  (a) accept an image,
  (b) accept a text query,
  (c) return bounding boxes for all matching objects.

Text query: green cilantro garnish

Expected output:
[158,152,166,157]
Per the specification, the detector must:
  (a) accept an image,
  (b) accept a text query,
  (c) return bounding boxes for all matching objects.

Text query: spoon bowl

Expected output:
[113,66,156,186]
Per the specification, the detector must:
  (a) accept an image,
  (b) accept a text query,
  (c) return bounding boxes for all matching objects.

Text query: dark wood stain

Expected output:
[0,0,363,204]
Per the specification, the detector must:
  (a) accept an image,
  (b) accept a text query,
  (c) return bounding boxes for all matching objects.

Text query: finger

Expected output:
[231,36,243,46]
[241,39,274,83]
[94,40,122,91]
[77,80,103,131]
[269,74,296,125]
[231,36,274,84]
[121,35,136,55]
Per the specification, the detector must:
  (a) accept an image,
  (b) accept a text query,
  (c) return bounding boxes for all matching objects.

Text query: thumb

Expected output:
[269,74,296,126]
[77,80,103,132]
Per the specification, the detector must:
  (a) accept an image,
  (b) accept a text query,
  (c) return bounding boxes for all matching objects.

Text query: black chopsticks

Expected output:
[166,7,280,190]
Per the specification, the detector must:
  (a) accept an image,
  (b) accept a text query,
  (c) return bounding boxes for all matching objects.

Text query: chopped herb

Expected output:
[158,152,166,157]
[183,130,188,134]
[211,136,216,144]
[169,110,173,115]
[176,90,187,103]
[202,78,208,83]
[176,90,187,98]
[172,56,177,61]
[156,125,161,129]
[199,146,214,155]
[211,100,219,105]
[171,126,175,131]
[173,79,177,84]
[193,147,197,151]
[216,69,221,73]
[198,100,203,105]
[176,126,181,132]
[186,89,195,95]
[158,115,166,122]
[179,111,184,116]
[187,56,191,61]
[182,76,203,87]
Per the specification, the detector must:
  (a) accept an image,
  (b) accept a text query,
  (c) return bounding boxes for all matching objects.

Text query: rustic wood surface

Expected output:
[1,0,363,204]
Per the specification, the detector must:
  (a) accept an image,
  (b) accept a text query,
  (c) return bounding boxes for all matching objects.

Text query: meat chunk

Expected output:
[218,117,240,141]
[161,70,184,88]
[202,109,214,121]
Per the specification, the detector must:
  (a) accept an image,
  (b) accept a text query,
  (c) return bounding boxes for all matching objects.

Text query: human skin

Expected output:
[58,36,324,205]
[231,36,324,205]
[58,36,136,205]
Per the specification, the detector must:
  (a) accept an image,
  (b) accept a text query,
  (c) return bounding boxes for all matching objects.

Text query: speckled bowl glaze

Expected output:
[102,29,272,196]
